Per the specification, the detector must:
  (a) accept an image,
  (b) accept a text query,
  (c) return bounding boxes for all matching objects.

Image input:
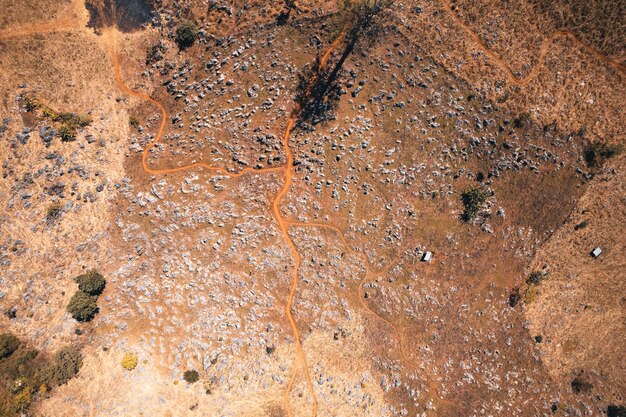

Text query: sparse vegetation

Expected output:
[584,142,623,168]
[513,112,531,128]
[526,270,546,285]
[508,288,521,307]
[45,203,62,222]
[75,270,106,296]
[574,220,588,230]
[145,42,166,65]
[175,20,198,50]
[129,116,140,129]
[121,353,138,370]
[461,187,488,222]
[571,375,593,394]
[66,291,98,322]
[22,96,91,141]
[183,370,199,383]
[0,334,20,360]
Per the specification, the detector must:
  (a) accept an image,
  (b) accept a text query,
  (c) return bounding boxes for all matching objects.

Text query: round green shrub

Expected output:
[0,333,20,360]
[183,370,199,383]
[75,270,106,296]
[175,20,198,50]
[66,291,98,322]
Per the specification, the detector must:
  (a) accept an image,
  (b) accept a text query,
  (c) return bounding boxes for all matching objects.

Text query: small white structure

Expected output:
[422,251,433,262]
[591,247,603,258]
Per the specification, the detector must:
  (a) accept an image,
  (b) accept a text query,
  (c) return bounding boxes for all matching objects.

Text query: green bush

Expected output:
[571,376,593,394]
[66,291,98,322]
[57,125,76,141]
[508,288,521,308]
[461,187,488,222]
[175,20,198,50]
[46,203,62,222]
[526,271,546,285]
[129,116,140,129]
[0,334,20,360]
[40,346,82,388]
[183,370,199,383]
[75,270,106,296]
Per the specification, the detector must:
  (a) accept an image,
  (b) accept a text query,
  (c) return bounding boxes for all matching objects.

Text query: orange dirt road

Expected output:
[437,0,626,85]
[108,27,345,417]
[0,19,80,41]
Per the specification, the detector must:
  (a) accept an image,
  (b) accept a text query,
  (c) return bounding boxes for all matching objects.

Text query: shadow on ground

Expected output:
[86,0,154,32]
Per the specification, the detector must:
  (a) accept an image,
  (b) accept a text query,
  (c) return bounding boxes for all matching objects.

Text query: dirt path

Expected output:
[108,26,348,417]
[0,19,81,40]
[437,0,626,85]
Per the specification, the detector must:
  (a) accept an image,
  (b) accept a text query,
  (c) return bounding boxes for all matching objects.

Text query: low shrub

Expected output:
[571,376,593,394]
[574,220,588,230]
[22,96,91,141]
[39,346,83,388]
[121,352,138,370]
[461,187,488,222]
[46,203,62,222]
[526,271,546,285]
[175,20,198,50]
[66,291,98,322]
[129,116,140,129]
[75,270,106,296]
[508,288,520,308]
[0,334,20,360]
[183,370,199,383]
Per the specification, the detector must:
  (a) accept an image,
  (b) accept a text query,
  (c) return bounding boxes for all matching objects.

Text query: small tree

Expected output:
[0,333,20,360]
[40,346,83,388]
[461,187,488,222]
[66,291,98,322]
[75,270,106,296]
[175,20,198,50]
[183,370,199,383]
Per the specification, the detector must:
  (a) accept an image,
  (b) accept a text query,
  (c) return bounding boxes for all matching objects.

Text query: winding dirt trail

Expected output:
[437,0,626,84]
[108,26,345,417]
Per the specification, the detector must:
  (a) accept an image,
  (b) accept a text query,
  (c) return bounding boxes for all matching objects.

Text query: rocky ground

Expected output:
[0,0,624,416]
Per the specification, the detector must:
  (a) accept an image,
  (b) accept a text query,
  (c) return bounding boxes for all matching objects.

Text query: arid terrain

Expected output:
[0,0,624,416]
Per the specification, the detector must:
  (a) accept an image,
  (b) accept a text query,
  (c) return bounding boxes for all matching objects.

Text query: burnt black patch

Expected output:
[86,0,155,33]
